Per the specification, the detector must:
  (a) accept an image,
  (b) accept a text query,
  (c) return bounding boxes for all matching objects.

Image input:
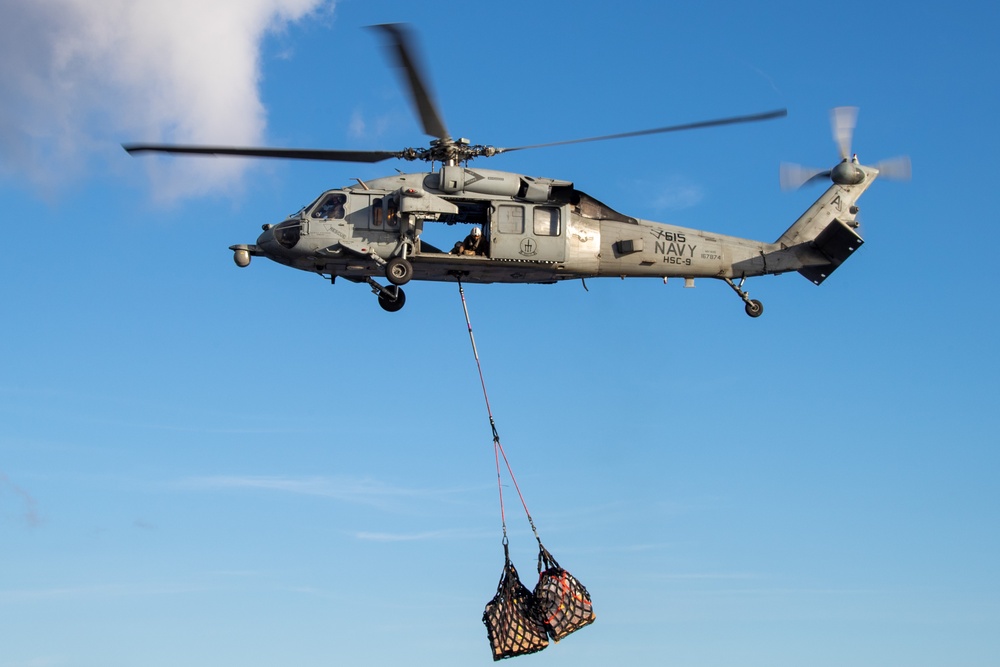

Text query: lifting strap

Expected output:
[456,279,541,549]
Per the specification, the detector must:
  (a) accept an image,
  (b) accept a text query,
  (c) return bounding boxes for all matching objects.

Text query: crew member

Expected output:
[452,226,487,256]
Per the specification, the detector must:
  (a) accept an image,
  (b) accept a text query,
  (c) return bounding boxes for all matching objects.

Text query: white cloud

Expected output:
[617,174,705,215]
[348,105,399,142]
[0,0,333,200]
[354,529,491,542]
[651,177,705,211]
[176,474,475,511]
[348,109,368,139]
[0,581,209,602]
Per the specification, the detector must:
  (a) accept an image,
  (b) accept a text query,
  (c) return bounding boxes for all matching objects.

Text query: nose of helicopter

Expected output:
[256,225,276,250]
[258,219,301,251]
[230,221,291,268]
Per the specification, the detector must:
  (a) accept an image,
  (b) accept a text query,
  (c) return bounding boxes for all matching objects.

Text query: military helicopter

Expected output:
[124,24,909,316]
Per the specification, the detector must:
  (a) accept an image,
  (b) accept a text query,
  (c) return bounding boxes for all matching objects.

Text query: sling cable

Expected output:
[456,278,595,660]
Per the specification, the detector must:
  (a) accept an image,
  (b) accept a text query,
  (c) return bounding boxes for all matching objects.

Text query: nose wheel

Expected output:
[366,276,407,312]
[378,286,406,312]
[724,277,764,318]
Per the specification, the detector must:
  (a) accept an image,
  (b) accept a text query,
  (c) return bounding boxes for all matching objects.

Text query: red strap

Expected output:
[457,280,540,544]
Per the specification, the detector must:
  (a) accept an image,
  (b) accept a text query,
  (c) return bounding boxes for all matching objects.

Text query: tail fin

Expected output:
[774,170,874,285]
[773,106,908,285]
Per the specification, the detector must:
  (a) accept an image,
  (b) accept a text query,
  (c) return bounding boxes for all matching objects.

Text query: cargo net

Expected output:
[483,551,549,660]
[482,543,596,660]
[533,545,596,641]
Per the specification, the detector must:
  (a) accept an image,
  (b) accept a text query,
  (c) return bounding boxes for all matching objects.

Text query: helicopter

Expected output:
[124,24,909,316]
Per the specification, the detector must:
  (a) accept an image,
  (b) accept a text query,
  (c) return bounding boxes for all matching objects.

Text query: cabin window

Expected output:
[533,206,560,236]
[386,196,399,227]
[497,205,524,234]
[312,193,346,219]
[372,198,383,226]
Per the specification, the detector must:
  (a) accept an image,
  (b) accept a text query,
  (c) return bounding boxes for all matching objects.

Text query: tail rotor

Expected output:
[780,106,910,190]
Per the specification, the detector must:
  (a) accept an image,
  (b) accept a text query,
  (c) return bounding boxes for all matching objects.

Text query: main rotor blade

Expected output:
[371,23,450,141]
[498,109,787,154]
[122,144,400,163]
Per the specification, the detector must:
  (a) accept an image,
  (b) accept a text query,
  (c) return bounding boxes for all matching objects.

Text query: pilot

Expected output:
[452,226,487,256]
[314,194,346,219]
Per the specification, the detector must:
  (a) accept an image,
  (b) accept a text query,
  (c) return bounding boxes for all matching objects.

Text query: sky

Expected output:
[1,1,998,665]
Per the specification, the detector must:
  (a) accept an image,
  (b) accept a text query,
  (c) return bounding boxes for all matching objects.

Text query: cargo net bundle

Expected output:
[482,541,596,660]
[458,280,596,660]
[483,547,550,660]
[533,544,595,641]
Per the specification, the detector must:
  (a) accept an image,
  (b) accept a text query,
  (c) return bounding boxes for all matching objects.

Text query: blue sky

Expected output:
[2,1,998,665]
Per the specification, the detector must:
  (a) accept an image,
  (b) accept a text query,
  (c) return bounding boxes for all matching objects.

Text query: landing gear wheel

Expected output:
[724,278,764,319]
[378,286,406,312]
[385,257,413,286]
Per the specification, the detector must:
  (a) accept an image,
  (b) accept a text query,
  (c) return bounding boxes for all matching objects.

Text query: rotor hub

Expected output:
[831,156,865,186]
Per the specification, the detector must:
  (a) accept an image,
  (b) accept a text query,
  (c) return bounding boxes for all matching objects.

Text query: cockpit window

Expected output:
[293,194,321,217]
[312,193,347,219]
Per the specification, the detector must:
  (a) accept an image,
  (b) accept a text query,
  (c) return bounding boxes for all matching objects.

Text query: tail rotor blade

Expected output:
[831,106,858,160]
[874,155,912,181]
[780,162,829,190]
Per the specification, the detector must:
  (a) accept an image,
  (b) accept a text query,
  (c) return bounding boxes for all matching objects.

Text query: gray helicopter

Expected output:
[125,24,909,316]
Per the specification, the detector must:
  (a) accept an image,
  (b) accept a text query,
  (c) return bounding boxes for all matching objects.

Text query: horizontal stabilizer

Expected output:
[798,219,864,285]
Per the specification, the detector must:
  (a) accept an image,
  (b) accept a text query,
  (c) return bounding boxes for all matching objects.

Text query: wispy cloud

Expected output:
[176,474,476,511]
[0,582,209,603]
[651,178,705,211]
[653,572,763,581]
[347,106,398,141]
[354,528,493,542]
[348,109,369,139]
[0,471,41,527]
[0,0,333,200]
[0,383,321,437]
[619,175,705,215]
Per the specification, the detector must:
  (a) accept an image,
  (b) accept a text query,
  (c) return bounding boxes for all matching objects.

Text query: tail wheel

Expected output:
[745,299,764,318]
[386,257,413,285]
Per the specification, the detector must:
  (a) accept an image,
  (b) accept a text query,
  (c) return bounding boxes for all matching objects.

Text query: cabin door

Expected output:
[489,204,566,262]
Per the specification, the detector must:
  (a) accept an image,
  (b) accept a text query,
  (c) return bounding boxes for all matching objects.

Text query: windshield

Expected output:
[311,193,347,219]
[292,193,324,218]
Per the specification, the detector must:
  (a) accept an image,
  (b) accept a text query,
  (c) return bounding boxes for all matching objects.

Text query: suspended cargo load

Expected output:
[483,550,549,660]
[534,545,595,641]
[460,279,596,658]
